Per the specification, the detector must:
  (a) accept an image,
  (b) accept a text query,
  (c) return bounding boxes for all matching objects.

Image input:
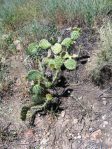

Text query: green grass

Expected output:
[17,20,58,42]
[0,0,111,32]
[38,0,112,25]
[0,0,111,53]
[0,0,38,31]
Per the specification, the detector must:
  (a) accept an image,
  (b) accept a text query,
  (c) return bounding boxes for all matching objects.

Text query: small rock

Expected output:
[13,40,23,51]
[73,118,78,124]
[68,133,73,140]
[13,40,20,46]
[16,44,23,51]
[46,132,50,137]
[104,121,108,125]
[102,121,108,128]
[103,100,107,105]
[74,136,77,140]
[102,97,106,100]
[61,111,65,118]
[1,57,6,64]
[102,115,106,120]
[77,133,82,139]
[88,58,91,62]
[66,27,72,31]
[91,129,102,140]
[77,135,82,139]
[72,54,78,58]
[40,138,48,145]
[89,127,96,133]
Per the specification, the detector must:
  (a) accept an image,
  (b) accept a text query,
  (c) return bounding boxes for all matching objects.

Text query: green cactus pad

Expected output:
[32,84,42,95]
[27,70,43,81]
[26,42,39,55]
[61,38,73,48]
[71,30,80,40]
[39,39,51,50]
[64,59,77,70]
[32,94,45,104]
[51,43,62,54]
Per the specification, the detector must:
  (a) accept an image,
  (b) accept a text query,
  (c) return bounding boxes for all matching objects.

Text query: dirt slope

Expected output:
[0,28,112,149]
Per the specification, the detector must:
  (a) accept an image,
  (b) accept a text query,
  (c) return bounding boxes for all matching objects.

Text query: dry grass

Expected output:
[92,19,112,85]
[0,0,111,32]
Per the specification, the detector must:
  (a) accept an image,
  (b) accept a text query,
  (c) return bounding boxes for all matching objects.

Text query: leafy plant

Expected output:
[21,27,81,124]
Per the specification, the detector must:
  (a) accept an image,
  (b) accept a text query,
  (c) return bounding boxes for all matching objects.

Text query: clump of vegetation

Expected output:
[0,0,38,31]
[0,0,111,38]
[38,0,112,25]
[0,0,111,54]
[21,28,80,125]
[92,19,112,87]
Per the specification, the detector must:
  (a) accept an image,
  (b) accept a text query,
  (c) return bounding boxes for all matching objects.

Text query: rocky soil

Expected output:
[0,27,112,149]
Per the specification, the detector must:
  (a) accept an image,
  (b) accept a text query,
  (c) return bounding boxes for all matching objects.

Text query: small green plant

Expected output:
[21,27,80,124]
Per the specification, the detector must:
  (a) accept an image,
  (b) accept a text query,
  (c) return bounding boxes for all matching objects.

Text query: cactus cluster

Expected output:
[21,27,81,123]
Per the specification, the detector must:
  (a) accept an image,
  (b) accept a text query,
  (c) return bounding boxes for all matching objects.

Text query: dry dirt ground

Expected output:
[0,27,112,149]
